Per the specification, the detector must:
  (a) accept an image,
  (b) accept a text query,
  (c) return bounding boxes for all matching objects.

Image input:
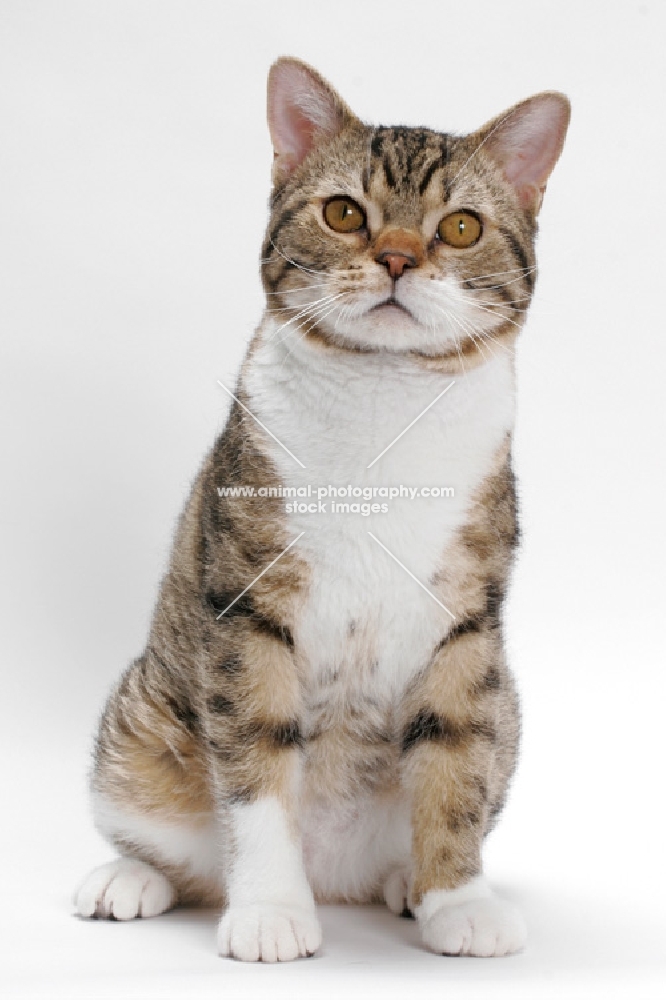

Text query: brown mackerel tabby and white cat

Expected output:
[75,58,569,960]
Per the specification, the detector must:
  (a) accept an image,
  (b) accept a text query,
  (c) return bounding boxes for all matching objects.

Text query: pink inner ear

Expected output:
[272,101,318,167]
[487,95,570,210]
[268,60,345,176]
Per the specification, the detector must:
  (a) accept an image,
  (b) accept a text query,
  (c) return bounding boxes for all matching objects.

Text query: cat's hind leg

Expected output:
[75,652,221,919]
[74,858,176,920]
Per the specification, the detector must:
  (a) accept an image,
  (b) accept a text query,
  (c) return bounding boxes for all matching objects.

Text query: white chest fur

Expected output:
[244,319,515,708]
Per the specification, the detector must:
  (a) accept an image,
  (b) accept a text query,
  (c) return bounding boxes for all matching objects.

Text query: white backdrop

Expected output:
[1,2,665,997]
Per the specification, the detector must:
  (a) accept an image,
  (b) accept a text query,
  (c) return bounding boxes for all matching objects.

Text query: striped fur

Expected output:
[76,58,569,961]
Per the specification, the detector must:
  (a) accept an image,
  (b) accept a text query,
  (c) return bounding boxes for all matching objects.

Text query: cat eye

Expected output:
[437,211,482,249]
[323,197,366,233]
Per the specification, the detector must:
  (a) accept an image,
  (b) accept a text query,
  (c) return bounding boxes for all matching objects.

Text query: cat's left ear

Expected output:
[267,57,358,184]
[476,92,571,215]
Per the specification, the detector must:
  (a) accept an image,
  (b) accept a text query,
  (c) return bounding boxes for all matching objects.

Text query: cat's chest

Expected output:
[244,321,515,701]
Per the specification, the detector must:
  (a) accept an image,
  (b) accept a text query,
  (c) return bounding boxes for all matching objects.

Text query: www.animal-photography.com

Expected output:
[1,2,665,998]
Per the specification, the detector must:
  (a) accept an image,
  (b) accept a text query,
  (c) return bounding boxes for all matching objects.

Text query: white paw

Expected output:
[217,904,322,962]
[419,895,527,957]
[74,859,176,920]
[383,867,413,915]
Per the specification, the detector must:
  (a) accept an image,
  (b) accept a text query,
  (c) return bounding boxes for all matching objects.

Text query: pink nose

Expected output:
[374,250,417,280]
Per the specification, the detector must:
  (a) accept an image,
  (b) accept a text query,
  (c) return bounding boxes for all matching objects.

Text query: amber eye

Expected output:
[437,211,482,248]
[323,197,366,233]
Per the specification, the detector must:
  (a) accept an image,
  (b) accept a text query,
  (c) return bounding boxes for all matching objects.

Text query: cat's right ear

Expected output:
[267,58,357,185]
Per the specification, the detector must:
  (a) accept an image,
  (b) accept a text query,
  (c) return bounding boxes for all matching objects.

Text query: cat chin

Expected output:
[319,313,458,356]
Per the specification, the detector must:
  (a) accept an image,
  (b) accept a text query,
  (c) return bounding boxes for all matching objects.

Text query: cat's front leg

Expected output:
[200,600,320,963]
[401,621,526,957]
[215,793,321,963]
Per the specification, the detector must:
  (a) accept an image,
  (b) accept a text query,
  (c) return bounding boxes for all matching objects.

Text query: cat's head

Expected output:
[261,58,569,365]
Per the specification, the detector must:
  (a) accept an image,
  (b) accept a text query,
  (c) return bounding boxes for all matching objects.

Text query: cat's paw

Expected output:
[383,866,414,916]
[217,904,322,962]
[416,881,526,957]
[74,859,176,920]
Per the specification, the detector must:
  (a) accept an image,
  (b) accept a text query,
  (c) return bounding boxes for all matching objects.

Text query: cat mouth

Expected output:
[368,297,415,320]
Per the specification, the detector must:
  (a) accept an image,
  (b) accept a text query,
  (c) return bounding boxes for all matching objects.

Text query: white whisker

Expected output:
[264,282,333,297]
[268,240,327,276]
[464,265,537,283]
[453,311,494,361]
[272,295,345,352]
[466,297,523,331]
[467,271,536,291]
[266,294,343,346]
[277,301,342,369]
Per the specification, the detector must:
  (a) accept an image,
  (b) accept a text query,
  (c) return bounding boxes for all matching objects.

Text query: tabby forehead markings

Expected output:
[369,126,447,196]
[418,141,450,197]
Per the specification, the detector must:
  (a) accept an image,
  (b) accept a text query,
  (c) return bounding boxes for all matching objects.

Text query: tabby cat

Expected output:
[74,57,569,961]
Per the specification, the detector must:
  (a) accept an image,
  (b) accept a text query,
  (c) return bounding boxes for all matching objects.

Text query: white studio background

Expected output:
[1,2,665,998]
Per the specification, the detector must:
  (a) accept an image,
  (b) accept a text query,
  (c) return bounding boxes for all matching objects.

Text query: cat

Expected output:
[74,57,569,961]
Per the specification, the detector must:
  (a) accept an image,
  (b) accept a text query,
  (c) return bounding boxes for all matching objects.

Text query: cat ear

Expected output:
[476,92,571,214]
[267,57,357,183]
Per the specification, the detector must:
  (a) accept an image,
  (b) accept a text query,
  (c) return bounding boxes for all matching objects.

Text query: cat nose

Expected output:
[374,251,416,279]
[374,228,424,280]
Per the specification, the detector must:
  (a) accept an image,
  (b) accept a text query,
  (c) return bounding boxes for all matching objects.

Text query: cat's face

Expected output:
[262,59,569,363]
